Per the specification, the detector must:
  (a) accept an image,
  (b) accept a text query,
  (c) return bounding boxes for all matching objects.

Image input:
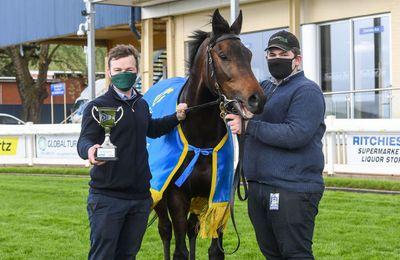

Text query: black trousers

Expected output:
[87,192,152,260]
[247,181,323,260]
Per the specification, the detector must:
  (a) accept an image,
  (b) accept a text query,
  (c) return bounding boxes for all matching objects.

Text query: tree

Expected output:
[3,43,59,123]
[0,50,15,76]
[0,43,106,123]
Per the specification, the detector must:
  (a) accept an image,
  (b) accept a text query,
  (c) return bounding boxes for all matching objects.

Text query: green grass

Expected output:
[0,166,89,175]
[0,175,399,259]
[324,176,400,191]
[2,166,400,191]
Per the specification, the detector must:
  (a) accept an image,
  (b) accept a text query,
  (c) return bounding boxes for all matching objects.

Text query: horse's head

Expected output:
[204,9,266,117]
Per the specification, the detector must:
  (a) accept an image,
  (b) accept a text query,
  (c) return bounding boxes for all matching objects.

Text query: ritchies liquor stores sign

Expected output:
[346,134,400,165]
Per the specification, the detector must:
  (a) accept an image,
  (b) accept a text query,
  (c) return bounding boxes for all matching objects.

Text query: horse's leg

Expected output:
[167,187,190,260]
[154,198,172,260]
[208,229,225,260]
[187,213,199,260]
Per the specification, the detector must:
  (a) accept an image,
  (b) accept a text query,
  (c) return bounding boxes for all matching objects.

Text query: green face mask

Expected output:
[111,71,137,91]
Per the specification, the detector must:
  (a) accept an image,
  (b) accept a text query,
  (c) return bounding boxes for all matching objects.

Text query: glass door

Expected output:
[353,15,391,118]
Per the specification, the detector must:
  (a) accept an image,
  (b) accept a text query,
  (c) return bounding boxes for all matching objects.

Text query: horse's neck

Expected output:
[179,76,226,148]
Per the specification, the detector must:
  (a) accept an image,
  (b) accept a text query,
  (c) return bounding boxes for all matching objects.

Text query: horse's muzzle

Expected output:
[247,93,266,114]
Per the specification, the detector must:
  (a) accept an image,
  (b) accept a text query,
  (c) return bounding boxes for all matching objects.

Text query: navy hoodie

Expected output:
[77,86,179,199]
[244,71,326,193]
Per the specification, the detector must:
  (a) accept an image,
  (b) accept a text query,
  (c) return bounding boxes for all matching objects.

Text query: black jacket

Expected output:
[77,86,179,199]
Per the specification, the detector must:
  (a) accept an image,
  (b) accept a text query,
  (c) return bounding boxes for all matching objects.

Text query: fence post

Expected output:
[25,122,34,166]
[325,115,336,176]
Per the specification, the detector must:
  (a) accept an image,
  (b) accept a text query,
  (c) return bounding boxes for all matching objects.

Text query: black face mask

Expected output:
[267,57,295,80]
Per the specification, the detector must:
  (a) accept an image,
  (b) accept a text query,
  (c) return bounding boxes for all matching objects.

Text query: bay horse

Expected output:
[153,9,266,260]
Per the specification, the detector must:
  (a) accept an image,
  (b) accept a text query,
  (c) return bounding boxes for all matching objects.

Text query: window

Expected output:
[320,21,351,118]
[320,21,351,93]
[353,16,390,118]
[319,14,391,118]
[240,28,286,82]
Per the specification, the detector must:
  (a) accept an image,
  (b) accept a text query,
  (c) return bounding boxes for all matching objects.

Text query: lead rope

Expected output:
[216,101,247,255]
[203,35,246,255]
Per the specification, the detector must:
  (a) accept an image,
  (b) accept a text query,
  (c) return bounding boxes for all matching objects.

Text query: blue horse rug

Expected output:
[143,77,234,238]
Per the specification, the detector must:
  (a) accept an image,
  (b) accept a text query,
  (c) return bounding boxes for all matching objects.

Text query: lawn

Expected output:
[3,166,400,192]
[0,174,399,259]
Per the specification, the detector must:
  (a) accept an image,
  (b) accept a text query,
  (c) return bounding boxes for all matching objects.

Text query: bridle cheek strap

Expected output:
[205,34,243,119]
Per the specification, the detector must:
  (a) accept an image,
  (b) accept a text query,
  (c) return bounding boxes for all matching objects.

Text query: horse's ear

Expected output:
[230,10,242,35]
[212,9,230,37]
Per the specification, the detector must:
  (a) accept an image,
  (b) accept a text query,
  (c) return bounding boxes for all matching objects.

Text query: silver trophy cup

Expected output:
[91,106,124,161]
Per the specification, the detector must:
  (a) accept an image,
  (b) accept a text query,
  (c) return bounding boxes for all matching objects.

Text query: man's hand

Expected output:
[88,144,106,166]
[225,114,249,135]
[176,103,188,121]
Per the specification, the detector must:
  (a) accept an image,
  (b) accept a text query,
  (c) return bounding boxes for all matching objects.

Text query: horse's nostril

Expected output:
[248,93,266,113]
[248,94,260,107]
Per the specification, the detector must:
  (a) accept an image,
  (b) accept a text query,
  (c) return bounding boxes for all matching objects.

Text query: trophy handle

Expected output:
[91,106,101,124]
[115,106,124,124]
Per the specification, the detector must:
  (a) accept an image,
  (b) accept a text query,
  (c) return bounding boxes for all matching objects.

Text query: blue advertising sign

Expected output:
[50,83,65,96]
[359,26,384,35]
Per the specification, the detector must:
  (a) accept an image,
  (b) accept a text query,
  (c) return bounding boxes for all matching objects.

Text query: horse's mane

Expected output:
[186,30,210,74]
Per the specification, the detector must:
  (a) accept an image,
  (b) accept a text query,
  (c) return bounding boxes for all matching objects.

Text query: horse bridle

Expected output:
[206,34,248,119]
[169,33,249,255]
[185,34,248,121]
[204,34,249,255]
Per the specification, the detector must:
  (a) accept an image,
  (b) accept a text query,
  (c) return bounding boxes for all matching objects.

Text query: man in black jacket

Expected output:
[77,44,187,260]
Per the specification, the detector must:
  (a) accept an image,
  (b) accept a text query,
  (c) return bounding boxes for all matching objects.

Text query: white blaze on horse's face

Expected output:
[210,9,266,115]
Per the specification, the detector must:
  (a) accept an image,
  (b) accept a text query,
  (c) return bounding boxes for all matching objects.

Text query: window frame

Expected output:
[317,13,392,118]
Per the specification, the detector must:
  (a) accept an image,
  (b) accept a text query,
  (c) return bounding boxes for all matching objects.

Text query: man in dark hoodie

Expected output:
[226,31,326,259]
[77,44,187,260]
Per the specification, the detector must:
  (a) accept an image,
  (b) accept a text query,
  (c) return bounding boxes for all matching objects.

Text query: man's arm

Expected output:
[246,86,325,150]
[147,103,187,138]
[147,114,180,138]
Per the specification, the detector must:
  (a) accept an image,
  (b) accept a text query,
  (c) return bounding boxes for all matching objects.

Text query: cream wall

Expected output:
[301,0,391,24]
[173,0,290,76]
[170,0,400,117]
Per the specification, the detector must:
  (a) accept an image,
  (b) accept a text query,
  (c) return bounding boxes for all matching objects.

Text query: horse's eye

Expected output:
[218,52,228,60]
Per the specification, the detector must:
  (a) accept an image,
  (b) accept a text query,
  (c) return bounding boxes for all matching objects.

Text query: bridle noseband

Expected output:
[205,34,244,120]
[185,34,247,120]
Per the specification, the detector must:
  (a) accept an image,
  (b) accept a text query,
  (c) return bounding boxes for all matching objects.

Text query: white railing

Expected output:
[323,87,399,119]
[0,123,88,166]
[1,117,400,177]
[324,115,400,176]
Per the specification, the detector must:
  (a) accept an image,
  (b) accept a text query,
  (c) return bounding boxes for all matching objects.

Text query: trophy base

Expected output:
[95,147,118,161]
[95,157,118,161]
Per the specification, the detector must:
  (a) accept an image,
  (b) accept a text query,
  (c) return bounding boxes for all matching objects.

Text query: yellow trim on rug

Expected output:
[150,124,189,206]
[194,133,230,238]
[209,133,229,205]
[150,125,231,238]
[199,202,230,238]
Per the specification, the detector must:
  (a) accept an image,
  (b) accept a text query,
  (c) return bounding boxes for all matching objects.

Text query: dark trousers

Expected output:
[87,192,152,260]
[247,182,323,260]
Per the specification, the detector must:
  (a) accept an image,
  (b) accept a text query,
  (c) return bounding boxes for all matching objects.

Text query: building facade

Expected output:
[132,0,400,119]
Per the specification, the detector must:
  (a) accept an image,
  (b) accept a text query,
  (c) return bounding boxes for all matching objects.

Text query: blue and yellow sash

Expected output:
[143,77,234,238]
